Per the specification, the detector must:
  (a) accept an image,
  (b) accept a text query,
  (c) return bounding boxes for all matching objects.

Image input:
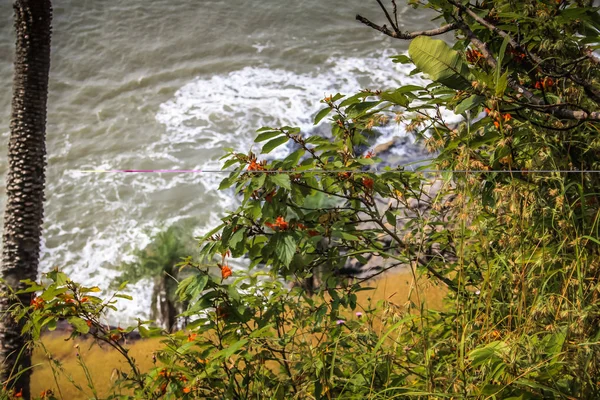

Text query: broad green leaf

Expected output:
[68,316,90,334]
[219,169,241,190]
[46,270,69,286]
[270,174,291,190]
[314,107,332,125]
[228,228,245,249]
[409,36,472,90]
[455,95,485,115]
[380,89,409,107]
[345,101,382,119]
[176,274,209,301]
[255,130,283,142]
[275,235,296,267]
[261,136,289,154]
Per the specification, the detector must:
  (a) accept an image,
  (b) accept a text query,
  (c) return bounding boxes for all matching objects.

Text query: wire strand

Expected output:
[76,169,600,174]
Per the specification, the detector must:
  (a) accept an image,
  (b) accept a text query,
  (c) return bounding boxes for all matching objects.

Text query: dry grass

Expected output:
[30,269,446,399]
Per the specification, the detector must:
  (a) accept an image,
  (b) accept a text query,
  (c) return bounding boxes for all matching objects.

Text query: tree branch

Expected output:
[356,13,458,40]
[448,0,600,104]
[458,21,600,121]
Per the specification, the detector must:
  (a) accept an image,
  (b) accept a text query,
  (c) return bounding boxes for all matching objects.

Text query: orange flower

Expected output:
[30,296,45,310]
[86,319,92,328]
[187,333,197,342]
[14,388,23,398]
[275,216,288,230]
[40,389,53,399]
[362,177,374,189]
[503,113,512,122]
[265,216,289,230]
[221,264,232,279]
[80,297,89,303]
[484,108,491,114]
[247,159,261,171]
[183,387,191,394]
[465,49,483,63]
[247,157,266,172]
[494,121,500,128]
[364,150,375,159]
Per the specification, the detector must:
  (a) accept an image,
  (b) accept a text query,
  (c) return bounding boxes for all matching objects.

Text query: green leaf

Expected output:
[275,235,296,267]
[385,210,396,226]
[469,341,508,367]
[380,89,409,107]
[214,338,249,359]
[454,95,485,115]
[333,231,359,241]
[270,174,291,190]
[408,36,472,90]
[283,149,304,167]
[219,170,241,190]
[176,274,209,301]
[255,130,284,142]
[46,270,69,286]
[345,101,381,119]
[391,54,412,64]
[228,228,245,249]
[496,35,510,79]
[261,136,289,154]
[68,317,90,334]
[314,107,332,125]
[496,70,509,97]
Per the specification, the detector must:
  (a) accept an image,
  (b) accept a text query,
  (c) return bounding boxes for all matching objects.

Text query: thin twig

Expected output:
[375,0,399,32]
[356,14,457,39]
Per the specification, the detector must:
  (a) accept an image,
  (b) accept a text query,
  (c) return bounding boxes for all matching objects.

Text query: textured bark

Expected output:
[0,1,52,398]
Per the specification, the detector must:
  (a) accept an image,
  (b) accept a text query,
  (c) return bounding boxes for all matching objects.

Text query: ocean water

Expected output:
[0,0,441,323]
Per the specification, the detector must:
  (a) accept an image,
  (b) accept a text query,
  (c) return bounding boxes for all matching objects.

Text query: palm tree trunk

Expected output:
[0,1,52,398]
